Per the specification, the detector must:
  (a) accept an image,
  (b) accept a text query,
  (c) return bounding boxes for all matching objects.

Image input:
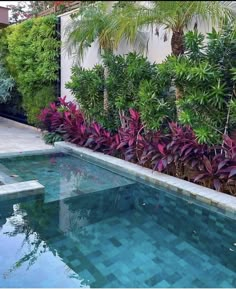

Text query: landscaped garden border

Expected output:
[55,141,236,219]
[39,97,236,196]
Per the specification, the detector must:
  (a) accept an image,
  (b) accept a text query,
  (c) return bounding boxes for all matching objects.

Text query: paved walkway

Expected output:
[0,117,53,153]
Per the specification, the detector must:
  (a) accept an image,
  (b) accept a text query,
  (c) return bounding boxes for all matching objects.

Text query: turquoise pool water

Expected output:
[0,153,235,287]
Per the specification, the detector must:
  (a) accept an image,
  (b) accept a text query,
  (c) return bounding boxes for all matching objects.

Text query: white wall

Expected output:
[59,7,213,103]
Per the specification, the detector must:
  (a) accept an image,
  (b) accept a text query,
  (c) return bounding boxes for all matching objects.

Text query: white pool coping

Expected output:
[0,180,45,201]
[0,148,58,159]
[55,141,236,218]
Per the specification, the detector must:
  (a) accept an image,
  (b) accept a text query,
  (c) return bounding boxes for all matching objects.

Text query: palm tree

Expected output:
[109,1,236,57]
[65,1,146,113]
[65,2,113,113]
[108,1,236,113]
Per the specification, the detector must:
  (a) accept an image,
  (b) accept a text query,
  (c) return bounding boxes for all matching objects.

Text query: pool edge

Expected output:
[55,141,236,218]
[0,147,58,159]
[0,180,45,201]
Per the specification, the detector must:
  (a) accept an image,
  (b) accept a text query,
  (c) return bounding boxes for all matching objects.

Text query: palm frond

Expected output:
[64,2,112,62]
[110,1,236,37]
[64,0,236,61]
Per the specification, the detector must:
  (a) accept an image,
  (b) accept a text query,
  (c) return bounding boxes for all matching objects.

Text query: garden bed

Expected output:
[39,97,236,197]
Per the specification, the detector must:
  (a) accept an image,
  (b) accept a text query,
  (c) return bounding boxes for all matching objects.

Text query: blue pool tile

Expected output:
[0,153,235,287]
[79,269,96,284]
[157,280,171,287]
[70,259,81,267]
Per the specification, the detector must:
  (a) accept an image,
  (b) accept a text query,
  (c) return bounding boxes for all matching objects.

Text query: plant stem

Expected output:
[103,65,109,113]
[136,124,145,163]
[221,88,235,155]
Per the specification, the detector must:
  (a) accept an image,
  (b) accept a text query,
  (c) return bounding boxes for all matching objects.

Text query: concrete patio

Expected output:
[0,117,53,153]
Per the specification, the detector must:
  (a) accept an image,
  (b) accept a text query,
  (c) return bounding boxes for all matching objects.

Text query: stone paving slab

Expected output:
[55,141,236,218]
[0,117,53,153]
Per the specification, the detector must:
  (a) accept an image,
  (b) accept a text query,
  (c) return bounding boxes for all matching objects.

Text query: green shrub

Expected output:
[173,25,236,144]
[43,132,64,144]
[2,15,60,125]
[24,85,56,125]
[65,65,114,128]
[66,25,236,144]
[0,29,9,62]
[138,59,176,130]
[66,52,157,130]
[103,52,155,111]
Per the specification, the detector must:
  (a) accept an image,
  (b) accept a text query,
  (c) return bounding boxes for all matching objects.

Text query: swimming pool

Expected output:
[0,152,235,287]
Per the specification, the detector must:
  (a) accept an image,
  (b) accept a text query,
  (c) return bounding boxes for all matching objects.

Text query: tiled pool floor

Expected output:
[0,183,235,288]
[62,211,235,288]
[0,153,235,287]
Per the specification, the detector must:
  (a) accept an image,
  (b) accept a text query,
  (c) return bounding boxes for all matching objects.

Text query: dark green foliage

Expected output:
[65,64,114,129]
[25,85,56,125]
[184,30,205,61]
[173,24,236,144]
[43,132,64,144]
[138,59,176,130]
[0,29,9,63]
[0,89,25,119]
[66,52,157,130]
[66,24,236,144]
[0,15,60,125]
[103,52,155,110]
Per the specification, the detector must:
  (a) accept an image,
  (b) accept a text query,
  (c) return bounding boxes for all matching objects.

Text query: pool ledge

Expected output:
[55,141,236,217]
[0,180,45,201]
[0,148,58,159]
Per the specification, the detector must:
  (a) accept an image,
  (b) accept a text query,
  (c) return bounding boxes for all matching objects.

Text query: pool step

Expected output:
[0,163,23,185]
[0,180,44,201]
[44,175,135,203]
[56,183,138,234]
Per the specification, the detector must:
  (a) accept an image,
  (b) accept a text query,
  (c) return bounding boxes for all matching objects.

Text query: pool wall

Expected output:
[55,141,236,219]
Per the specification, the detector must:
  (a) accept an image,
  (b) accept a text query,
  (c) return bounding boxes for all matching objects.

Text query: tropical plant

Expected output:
[84,122,119,155]
[65,2,147,114]
[138,59,176,130]
[4,15,60,124]
[102,52,155,126]
[110,1,235,56]
[39,97,236,195]
[173,24,236,144]
[65,64,112,128]
[42,132,64,144]
[0,64,15,103]
[108,1,236,113]
[39,96,89,145]
[116,109,144,162]
[65,2,115,113]
[66,52,156,130]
